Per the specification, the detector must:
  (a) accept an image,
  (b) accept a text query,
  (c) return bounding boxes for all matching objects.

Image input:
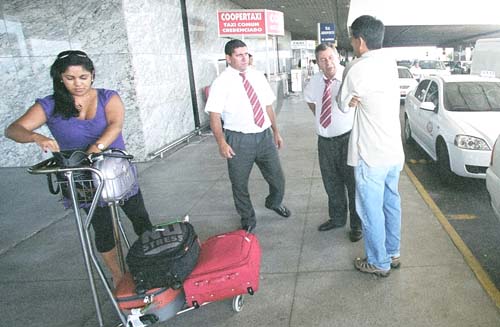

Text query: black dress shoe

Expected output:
[242,224,256,233]
[349,229,363,242]
[265,204,291,217]
[318,220,345,231]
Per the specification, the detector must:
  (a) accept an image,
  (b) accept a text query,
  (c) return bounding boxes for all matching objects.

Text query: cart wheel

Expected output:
[232,295,244,312]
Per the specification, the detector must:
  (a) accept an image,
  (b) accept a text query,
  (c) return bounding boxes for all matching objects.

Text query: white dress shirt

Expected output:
[205,66,276,133]
[337,49,405,167]
[303,66,355,137]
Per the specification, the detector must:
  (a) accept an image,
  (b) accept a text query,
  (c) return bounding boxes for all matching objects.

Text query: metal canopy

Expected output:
[229,0,500,49]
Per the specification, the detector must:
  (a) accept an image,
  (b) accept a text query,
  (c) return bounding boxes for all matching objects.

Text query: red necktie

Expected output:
[240,72,264,127]
[320,78,332,128]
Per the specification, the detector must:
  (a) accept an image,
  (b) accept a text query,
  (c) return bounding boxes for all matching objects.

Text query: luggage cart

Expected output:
[29,154,249,327]
[29,154,133,327]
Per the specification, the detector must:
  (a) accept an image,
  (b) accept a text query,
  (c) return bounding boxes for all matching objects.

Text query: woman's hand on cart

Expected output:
[33,134,60,153]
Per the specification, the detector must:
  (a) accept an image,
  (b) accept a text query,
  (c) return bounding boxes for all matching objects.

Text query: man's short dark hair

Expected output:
[350,15,384,50]
[225,39,247,56]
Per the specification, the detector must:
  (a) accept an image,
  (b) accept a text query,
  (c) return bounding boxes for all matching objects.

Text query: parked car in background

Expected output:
[486,135,500,222]
[397,60,413,68]
[398,66,418,100]
[404,75,500,182]
[471,38,500,78]
[450,61,471,74]
[410,59,450,81]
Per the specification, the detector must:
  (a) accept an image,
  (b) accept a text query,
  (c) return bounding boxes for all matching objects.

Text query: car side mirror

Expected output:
[420,101,436,111]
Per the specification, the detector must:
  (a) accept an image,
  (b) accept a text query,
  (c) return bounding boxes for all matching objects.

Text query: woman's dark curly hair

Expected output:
[49,50,95,119]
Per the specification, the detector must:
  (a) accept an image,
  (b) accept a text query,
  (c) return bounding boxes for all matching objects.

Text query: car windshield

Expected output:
[398,68,413,78]
[444,81,500,111]
[419,60,445,70]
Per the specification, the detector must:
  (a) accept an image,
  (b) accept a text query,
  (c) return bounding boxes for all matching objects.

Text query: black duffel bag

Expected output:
[126,221,200,294]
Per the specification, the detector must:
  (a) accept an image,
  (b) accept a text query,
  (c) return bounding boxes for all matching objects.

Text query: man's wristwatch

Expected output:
[95,143,105,151]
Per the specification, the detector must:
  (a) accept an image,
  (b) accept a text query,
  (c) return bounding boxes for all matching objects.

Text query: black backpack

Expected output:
[126,221,200,294]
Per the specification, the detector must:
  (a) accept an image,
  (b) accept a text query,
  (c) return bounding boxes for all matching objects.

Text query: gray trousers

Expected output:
[225,128,285,227]
[318,132,361,230]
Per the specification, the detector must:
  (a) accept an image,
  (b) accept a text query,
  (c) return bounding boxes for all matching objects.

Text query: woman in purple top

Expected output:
[5,50,152,286]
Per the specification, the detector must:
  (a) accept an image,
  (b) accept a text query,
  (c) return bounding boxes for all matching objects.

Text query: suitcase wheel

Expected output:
[247,287,254,295]
[140,314,159,325]
[232,295,244,312]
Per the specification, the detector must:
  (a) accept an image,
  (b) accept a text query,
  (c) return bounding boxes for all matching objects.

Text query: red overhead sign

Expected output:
[217,10,284,37]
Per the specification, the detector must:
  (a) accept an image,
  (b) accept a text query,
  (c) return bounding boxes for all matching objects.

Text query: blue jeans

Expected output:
[354,159,403,270]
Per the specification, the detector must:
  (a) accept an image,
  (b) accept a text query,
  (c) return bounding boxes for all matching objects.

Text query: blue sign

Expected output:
[318,23,336,44]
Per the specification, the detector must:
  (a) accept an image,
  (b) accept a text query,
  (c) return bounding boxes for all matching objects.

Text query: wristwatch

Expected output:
[95,143,105,151]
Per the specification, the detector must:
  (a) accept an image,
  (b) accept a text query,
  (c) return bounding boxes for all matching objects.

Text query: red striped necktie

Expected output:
[240,72,265,127]
[320,78,332,128]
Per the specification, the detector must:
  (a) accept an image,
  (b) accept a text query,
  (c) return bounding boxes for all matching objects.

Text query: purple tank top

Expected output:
[37,89,126,151]
[38,89,138,207]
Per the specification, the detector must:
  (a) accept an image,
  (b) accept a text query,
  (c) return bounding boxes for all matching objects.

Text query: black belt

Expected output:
[319,131,351,140]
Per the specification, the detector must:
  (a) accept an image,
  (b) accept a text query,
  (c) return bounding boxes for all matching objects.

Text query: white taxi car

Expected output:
[404,75,500,181]
[410,59,450,81]
[398,66,418,100]
[486,135,500,221]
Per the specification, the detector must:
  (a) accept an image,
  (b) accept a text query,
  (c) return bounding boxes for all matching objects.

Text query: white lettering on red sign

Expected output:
[220,12,262,21]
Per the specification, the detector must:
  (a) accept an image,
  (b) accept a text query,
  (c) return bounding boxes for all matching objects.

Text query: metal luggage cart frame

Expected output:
[29,156,131,327]
[29,156,247,327]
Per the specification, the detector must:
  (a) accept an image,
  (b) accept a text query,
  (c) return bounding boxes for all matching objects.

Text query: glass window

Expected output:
[424,81,439,109]
[398,68,413,79]
[415,80,430,101]
[444,81,500,112]
[419,60,445,70]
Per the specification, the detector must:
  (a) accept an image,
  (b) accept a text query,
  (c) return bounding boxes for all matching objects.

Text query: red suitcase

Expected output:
[183,229,261,307]
[114,272,185,324]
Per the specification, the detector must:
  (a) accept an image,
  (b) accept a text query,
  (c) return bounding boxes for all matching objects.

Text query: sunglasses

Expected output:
[57,50,88,60]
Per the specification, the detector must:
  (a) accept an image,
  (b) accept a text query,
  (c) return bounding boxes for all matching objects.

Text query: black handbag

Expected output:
[47,150,94,203]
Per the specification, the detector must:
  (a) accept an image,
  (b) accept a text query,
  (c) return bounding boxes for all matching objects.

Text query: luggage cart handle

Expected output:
[27,157,58,174]
[27,158,104,180]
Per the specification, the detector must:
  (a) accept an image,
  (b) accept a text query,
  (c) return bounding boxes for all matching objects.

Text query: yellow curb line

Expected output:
[404,164,500,309]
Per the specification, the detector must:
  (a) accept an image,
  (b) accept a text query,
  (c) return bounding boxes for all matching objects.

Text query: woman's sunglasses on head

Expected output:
[57,51,88,60]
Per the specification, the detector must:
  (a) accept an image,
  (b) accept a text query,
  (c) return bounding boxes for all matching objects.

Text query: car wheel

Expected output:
[404,115,413,144]
[436,139,456,184]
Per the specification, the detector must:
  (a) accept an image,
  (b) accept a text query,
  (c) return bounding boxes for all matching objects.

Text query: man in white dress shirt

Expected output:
[205,39,291,232]
[338,15,405,277]
[303,43,362,242]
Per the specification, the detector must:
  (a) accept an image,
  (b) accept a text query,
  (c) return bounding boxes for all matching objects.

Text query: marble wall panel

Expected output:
[63,0,129,54]
[1,7,14,56]
[122,0,193,158]
[130,52,193,155]
[2,0,69,57]
[122,0,184,56]
[1,55,61,167]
